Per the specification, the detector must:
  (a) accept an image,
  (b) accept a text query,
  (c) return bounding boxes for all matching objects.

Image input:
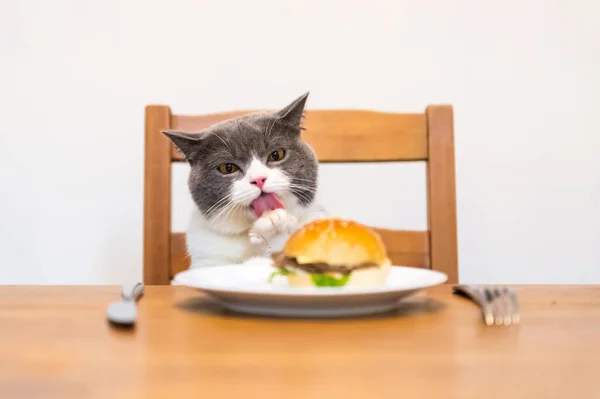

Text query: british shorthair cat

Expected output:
[163,92,326,268]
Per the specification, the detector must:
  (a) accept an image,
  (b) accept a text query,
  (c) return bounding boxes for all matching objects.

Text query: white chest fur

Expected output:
[185,202,325,268]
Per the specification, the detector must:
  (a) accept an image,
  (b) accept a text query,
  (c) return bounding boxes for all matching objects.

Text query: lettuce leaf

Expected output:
[268,268,290,283]
[310,274,350,287]
[268,269,350,287]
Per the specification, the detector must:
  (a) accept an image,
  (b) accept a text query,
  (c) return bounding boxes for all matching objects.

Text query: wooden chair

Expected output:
[144,105,458,285]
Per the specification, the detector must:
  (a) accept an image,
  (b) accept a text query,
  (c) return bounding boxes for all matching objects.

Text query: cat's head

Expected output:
[163,92,318,228]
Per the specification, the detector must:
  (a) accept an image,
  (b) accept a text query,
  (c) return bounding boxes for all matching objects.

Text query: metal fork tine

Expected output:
[508,287,520,325]
[492,287,504,326]
[501,287,512,326]
[481,287,495,326]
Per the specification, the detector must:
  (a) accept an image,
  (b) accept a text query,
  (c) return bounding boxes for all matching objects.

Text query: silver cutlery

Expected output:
[453,285,520,326]
[106,282,144,326]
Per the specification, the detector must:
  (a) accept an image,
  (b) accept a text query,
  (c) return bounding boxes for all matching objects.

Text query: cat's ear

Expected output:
[162,130,205,162]
[277,92,309,128]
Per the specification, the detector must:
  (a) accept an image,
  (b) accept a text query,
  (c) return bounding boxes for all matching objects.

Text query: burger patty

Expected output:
[271,252,378,275]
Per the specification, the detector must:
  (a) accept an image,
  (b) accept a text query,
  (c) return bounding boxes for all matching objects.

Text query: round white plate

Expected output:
[173,264,447,317]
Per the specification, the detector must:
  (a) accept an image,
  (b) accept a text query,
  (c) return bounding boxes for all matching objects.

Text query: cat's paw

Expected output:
[249,209,298,246]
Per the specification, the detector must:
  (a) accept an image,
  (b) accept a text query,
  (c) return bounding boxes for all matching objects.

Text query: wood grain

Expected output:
[143,105,173,285]
[376,228,430,268]
[426,105,459,284]
[170,232,189,277]
[169,229,430,277]
[171,111,427,162]
[1,286,599,398]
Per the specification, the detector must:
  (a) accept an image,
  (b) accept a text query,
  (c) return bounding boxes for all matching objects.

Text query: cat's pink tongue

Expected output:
[251,193,284,217]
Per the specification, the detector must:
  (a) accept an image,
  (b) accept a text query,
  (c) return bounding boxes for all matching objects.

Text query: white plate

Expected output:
[173,264,447,317]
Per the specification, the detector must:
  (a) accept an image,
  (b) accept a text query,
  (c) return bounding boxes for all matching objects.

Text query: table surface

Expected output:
[1,285,599,398]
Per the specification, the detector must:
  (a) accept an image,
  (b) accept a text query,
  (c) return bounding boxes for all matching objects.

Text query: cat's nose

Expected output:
[250,176,267,189]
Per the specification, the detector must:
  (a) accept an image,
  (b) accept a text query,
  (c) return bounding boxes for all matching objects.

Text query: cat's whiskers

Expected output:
[290,189,314,204]
[203,193,235,217]
[265,183,317,199]
[265,181,317,204]
[208,202,235,225]
[288,183,318,201]
[209,199,247,225]
[288,185,317,194]
[223,201,242,225]
[207,190,260,223]
[290,177,319,183]
[206,192,250,220]
[205,200,234,221]
[234,191,262,204]
[290,182,319,190]
[265,184,293,195]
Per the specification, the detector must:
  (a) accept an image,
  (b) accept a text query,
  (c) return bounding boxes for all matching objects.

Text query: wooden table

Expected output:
[1,286,599,398]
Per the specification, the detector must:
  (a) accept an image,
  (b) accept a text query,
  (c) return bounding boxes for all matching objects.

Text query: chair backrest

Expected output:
[144,105,458,284]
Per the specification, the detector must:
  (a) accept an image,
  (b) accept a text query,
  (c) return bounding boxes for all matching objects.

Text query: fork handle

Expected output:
[452,285,483,305]
[452,285,495,326]
[121,282,144,302]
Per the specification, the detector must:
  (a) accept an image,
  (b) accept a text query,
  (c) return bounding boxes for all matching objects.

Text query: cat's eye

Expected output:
[217,163,239,174]
[267,149,286,162]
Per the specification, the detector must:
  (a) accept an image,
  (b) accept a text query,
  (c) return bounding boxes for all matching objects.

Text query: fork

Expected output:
[452,285,520,326]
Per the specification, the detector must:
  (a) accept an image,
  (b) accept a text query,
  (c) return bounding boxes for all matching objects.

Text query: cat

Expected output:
[163,92,326,268]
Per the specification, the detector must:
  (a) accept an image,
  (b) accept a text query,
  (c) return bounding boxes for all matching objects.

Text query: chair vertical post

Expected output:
[144,105,172,285]
[426,105,459,283]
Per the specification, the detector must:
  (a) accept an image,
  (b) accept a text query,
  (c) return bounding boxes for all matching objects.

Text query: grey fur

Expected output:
[162,92,318,218]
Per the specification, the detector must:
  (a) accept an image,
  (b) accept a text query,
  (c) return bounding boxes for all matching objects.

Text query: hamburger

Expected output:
[270,218,391,287]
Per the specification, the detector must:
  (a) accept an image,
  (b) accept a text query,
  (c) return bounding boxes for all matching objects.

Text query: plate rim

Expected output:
[173,264,448,297]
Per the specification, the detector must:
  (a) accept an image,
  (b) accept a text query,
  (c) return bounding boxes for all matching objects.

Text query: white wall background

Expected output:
[1,0,599,285]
